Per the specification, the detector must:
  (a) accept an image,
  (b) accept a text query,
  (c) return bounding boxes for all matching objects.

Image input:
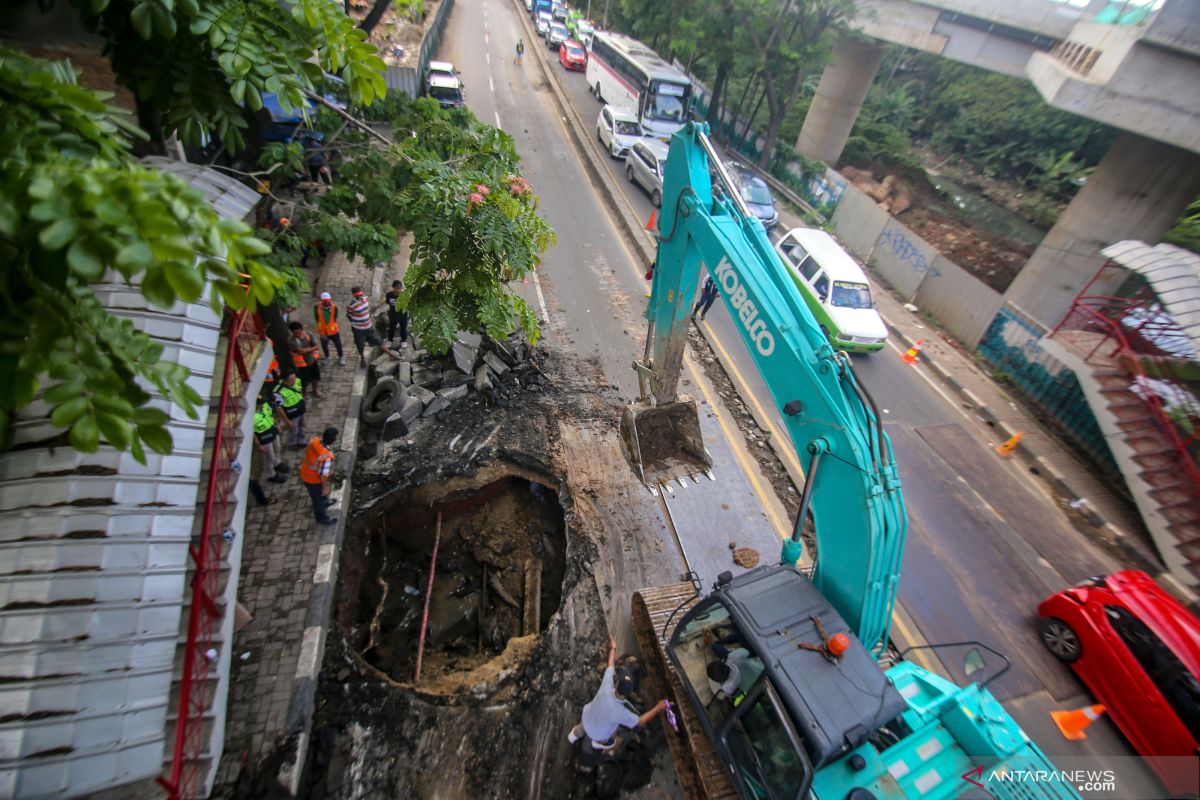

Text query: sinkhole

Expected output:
[345,466,567,694]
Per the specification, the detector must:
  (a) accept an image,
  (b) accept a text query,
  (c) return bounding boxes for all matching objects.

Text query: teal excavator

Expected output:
[624,122,1077,800]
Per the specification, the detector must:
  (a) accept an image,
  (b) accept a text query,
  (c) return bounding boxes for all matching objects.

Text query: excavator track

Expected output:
[632,584,739,800]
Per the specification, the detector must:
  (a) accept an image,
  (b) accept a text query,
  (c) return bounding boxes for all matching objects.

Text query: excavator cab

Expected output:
[664,567,906,800]
[620,396,712,488]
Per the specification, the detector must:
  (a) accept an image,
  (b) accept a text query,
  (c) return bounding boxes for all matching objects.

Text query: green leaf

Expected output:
[68,413,100,452]
[39,218,79,251]
[50,396,90,429]
[140,267,176,307]
[139,424,173,454]
[67,237,106,279]
[116,241,154,273]
[96,412,132,450]
[132,405,169,426]
[163,261,204,301]
[129,432,147,465]
[43,381,85,405]
[131,2,153,39]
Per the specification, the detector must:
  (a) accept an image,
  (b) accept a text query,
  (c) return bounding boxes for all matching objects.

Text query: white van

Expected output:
[774,228,888,353]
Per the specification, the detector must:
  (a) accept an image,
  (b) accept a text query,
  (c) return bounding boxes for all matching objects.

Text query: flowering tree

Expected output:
[260,96,555,354]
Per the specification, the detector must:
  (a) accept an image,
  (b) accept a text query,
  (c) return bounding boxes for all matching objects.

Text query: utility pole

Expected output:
[603,0,610,27]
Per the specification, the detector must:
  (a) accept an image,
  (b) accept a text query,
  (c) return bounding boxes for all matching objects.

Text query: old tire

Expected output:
[361,377,402,427]
[1039,617,1082,662]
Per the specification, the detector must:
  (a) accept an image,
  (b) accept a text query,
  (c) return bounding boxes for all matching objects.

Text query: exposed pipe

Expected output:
[414,511,442,683]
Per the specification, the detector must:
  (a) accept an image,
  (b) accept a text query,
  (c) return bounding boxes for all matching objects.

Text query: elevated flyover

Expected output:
[796,0,1200,330]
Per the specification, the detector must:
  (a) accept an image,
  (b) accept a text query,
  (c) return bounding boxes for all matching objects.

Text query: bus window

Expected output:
[647,81,689,123]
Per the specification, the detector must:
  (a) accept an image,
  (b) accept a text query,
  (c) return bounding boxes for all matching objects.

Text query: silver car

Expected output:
[624,139,670,208]
[596,105,644,159]
[547,22,569,50]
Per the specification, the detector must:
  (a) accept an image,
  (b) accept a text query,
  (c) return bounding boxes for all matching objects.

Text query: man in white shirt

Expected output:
[569,638,667,750]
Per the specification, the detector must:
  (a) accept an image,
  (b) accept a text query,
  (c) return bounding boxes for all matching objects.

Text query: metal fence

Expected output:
[384,0,456,97]
[978,306,1119,482]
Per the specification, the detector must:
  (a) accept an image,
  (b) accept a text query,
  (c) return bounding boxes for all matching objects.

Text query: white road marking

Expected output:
[489,77,495,93]
[531,269,550,323]
[495,111,503,128]
[486,52,491,65]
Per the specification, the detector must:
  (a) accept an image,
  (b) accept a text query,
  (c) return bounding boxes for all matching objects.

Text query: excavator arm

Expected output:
[623,122,906,651]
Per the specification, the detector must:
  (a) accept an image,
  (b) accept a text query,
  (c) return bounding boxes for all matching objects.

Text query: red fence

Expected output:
[1054,300,1200,497]
[159,310,264,799]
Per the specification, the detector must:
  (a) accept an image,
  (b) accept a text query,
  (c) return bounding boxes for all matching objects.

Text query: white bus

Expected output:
[585,31,693,139]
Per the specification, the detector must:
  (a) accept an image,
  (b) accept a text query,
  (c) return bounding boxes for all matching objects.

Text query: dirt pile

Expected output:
[842,166,912,215]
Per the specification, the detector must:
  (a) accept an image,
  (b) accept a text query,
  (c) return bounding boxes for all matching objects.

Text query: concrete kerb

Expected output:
[281,263,386,794]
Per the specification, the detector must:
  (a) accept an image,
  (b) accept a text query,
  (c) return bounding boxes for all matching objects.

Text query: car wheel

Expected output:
[1039,617,1082,662]
[596,126,603,144]
[595,83,603,102]
[626,164,635,183]
[651,189,662,208]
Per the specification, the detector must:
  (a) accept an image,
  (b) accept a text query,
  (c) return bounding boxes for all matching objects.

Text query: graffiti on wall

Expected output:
[880,227,942,279]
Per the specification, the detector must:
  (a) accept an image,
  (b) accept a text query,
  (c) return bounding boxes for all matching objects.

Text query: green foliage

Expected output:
[917,58,1113,197]
[257,93,555,355]
[72,0,387,152]
[1164,195,1200,255]
[0,48,284,458]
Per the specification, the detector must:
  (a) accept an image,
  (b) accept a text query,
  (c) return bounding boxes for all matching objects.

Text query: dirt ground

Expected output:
[846,156,1038,295]
[287,340,685,799]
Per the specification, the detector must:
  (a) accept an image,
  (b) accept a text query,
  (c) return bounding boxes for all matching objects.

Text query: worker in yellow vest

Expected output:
[314,291,345,366]
[299,426,339,525]
[276,373,307,447]
[253,394,288,484]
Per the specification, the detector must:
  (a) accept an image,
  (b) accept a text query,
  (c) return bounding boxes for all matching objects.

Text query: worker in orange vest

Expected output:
[288,321,325,400]
[314,291,345,366]
[299,426,339,525]
[263,356,282,394]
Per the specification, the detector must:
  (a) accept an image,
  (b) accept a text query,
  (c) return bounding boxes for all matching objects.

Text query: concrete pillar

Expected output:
[1005,133,1200,329]
[794,37,885,166]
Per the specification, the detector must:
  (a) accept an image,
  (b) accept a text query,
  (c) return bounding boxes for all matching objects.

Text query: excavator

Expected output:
[621,122,1077,800]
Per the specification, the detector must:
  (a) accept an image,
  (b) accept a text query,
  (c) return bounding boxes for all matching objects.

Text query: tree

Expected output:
[257,95,555,354]
[747,0,854,170]
[0,48,281,457]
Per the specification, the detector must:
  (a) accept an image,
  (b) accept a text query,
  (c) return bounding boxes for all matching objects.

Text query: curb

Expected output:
[282,263,385,794]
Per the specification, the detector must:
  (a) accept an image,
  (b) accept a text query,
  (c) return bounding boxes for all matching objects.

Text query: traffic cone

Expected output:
[1051,704,1105,741]
[645,209,658,232]
[995,432,1024,458]
[900,339,924,364]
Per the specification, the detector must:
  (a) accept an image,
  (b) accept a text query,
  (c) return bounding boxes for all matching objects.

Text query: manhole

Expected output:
[343,465,566,694]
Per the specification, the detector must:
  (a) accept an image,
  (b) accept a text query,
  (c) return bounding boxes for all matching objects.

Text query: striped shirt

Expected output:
[347,296,371,329]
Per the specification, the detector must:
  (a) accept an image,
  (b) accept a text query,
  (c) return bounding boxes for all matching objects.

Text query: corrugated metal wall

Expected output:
[384,0,456,98]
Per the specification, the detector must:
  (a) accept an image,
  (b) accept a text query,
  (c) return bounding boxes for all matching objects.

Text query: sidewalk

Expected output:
[212,251,385,795]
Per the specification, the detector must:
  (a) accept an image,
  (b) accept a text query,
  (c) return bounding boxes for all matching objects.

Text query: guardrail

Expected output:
[159,310,264,800]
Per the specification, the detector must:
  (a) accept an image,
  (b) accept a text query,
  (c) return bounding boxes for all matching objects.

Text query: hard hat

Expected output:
[320,292,332,300]
[827,632,851,658]
[279,217,290,227]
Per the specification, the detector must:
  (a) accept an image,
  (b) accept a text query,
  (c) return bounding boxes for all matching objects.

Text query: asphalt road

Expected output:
[434,0,1164,795]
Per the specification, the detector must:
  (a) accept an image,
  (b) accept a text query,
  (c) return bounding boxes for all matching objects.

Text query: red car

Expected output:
[559,39,587,71]
[1038,570,1200,796]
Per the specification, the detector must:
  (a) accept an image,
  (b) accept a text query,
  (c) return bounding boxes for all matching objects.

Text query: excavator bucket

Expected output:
[620,396,713,489]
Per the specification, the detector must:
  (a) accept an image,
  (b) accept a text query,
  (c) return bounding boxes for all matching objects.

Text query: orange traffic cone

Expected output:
[1051,704,1105,741]
[996,432,1024,458]
[900,339,924,364]
[645,209,658,232]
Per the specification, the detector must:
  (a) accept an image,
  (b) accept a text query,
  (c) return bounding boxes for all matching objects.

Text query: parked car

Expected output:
[625,138,670,208]
[547,22,570,50]
[773,227,887,352]
[596,105,643,159]
[426,60,460,86]
[728,162,779,228]
[425,73,465,109]
[524,0,533,9]
[559,39,587,71]
[551,2,568,20]
[535,11,552,37]
[1038,571,1200,797]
